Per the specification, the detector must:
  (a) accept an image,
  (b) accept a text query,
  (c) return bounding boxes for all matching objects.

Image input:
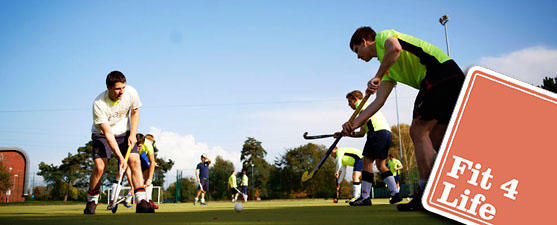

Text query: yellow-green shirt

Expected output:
[388,158,403,176]
[228,174,237,188]
[355,100,391,133]
[241,174,248,186]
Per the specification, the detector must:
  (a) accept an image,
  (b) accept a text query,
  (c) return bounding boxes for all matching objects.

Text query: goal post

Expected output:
[106,186,163,204]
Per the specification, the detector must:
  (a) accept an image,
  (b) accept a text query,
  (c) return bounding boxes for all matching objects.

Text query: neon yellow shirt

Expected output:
[388,158,403,176]
[375,29,451,89]
[139,139,154,156]
[241,174,248,186]
[355,100,391,132]
[229,174,237,188]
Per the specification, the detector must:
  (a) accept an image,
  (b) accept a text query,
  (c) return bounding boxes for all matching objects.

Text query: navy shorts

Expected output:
[363,129,392,160]
[353,158,363,172]
[91,131,139,159]
[414,60,465,125]
[241,186,248,194]
[394,175,400,183]
[199,179,209,192]
[140,152,150,171]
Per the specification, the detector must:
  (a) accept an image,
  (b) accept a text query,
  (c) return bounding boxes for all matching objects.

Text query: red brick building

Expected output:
[0,147,29,203]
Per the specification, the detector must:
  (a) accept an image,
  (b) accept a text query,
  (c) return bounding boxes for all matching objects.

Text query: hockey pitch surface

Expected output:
[0,199,460,225]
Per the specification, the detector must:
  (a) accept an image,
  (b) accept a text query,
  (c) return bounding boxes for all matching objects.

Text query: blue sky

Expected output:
[1,0,556,188]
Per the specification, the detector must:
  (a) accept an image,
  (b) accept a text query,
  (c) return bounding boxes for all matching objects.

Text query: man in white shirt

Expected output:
[83,71,154,214]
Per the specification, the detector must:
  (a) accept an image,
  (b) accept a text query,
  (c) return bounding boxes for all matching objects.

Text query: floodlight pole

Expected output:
[251,163,254,200]
[439,14,450,56]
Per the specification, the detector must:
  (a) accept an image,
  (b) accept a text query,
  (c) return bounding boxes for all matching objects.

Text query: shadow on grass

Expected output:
[0,204,462,225]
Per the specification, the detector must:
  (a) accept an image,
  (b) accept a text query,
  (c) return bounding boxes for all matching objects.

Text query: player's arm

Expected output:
[99,123,125,170]
[195,169,200,183]
[145,152,156,186]
[395,161,403,170]
[128,108,140,147]
[343,81,395,133]
[368,37,402,94]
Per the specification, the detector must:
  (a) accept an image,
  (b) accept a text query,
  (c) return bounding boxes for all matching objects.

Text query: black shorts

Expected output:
[363,129,392,160]
[413,60,465,125]
[91,131,139,159]
[231,187,238,194]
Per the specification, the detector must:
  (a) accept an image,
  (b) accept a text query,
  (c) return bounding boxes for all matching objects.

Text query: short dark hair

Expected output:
[349,26,377,50]
[346,90,363,101]
[136,133,145,145]
[106,71,126,88]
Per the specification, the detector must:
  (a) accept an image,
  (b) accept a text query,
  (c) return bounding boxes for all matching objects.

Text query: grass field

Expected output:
[0,199,461,225]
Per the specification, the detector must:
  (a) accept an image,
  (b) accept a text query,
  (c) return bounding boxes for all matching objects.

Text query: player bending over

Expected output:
[342,27,465,211]
[135,133,159,209]
[336,90,402,206]
[331,147,363,203]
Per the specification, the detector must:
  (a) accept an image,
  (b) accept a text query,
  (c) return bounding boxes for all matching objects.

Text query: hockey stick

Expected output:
[234,187,247,199]
[302,132,334,140]
[301,93,370,183]
[110,145,133,213]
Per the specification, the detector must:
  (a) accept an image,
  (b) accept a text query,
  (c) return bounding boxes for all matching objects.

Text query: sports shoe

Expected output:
[397,191,424,211]
[200,199,207,205]
[349,197,372,206]
[194,198,198,205]
[149,200,159,209]
[136,200,155,213]
[83,201,97,214]
[389,193,403,204]
[348,197,357,203]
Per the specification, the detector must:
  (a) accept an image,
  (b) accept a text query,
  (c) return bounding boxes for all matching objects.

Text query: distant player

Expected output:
[194,154,211,205]
[240,170,248,202]
[387,154,403,190]
[134,133,158,209]
[84,71,154,214]
[336,90,402,206]
[228,171,239,203]
[331,147,363,203]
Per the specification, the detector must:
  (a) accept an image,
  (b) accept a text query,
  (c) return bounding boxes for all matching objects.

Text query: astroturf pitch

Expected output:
[0,199,461,225]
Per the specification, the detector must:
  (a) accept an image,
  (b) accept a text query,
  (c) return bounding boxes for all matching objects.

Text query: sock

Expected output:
[195,197,199,202]
[125,189,134,204]
[234,194,238,201]
[419,178,428,190]
[110,182,120,201]
[134,187,146,202]
[361,171,374,199]
[146,184,153,201]
[381,171,399,196]
[201,198,205,203]
[352,182,361,199]
[87,189,100,204]
[244,195,247,202]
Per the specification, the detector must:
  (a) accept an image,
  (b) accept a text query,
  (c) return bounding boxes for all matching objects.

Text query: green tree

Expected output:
[152,143,174,187]
[208,156,235,200]
[0,162,12,193]
[240,137,271,199]
[274,143,336,198]
[38,151,87,201]
[165,176,196,202]
[539,76,557,93]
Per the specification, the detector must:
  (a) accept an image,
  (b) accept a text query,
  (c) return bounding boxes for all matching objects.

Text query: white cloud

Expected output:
[147,127,242,187]
[478,46,557,85]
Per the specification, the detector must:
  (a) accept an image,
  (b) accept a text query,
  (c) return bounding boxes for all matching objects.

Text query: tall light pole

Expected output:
[439,14,450,56]
[251,163,254,201]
